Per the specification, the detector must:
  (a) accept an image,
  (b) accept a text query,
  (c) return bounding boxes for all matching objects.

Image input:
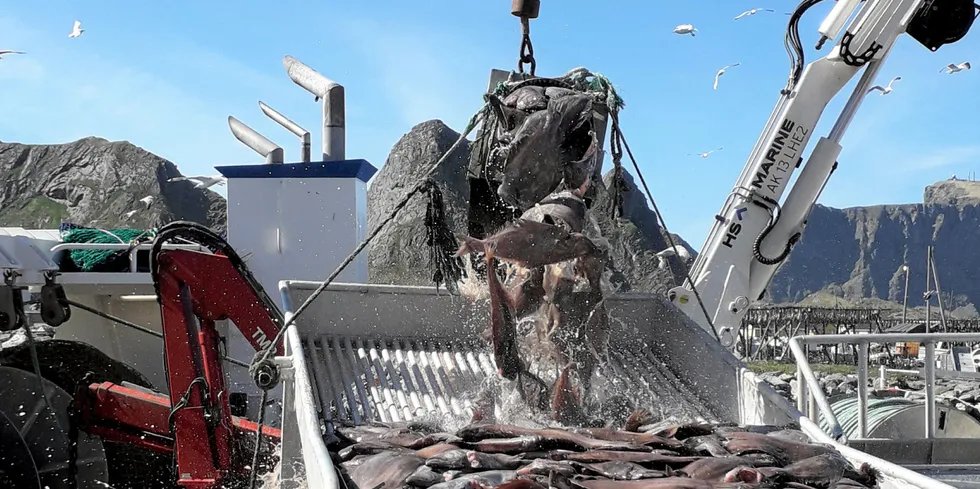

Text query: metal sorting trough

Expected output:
[275,281,956,489]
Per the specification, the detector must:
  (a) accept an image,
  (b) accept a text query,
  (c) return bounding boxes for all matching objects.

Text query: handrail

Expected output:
[50,243,205,273]
[789,332,980,442]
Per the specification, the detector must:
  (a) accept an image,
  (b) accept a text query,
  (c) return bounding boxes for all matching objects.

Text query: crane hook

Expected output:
[512,0,540,75]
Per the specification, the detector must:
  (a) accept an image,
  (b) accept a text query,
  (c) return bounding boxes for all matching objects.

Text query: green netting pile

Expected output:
[60,227,157,272]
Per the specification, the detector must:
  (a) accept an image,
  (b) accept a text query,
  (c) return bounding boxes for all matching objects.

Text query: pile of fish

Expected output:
[335,416,880,489]
[456,83,611,425]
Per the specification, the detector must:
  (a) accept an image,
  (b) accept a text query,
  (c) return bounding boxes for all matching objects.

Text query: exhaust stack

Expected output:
[259,101,312,163]
[228,116,284,164]
[283,55,345,162]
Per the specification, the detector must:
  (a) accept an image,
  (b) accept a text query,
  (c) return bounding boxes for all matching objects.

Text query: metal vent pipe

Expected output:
[228,116,284,164]
[259,101,312,163]
[283,55,345,162]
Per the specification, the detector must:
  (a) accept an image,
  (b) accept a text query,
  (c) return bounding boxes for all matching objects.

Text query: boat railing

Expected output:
[49,243,206,273]
[789,332,980,442]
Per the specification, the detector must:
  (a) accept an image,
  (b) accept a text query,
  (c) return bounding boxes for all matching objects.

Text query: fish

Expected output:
[338,441,410,460]
[552,362,586,426]
[517,459,578,477]
[417,443,462,458]
[457,424,647,452]
[467,450,525,470]
[576,428,685,452]
[624,409,657,433]
[507,265,546,318]
[349,451,426,489]
[756,453,870,489]
[572,477,758,489]
[427,470,517,489]
[469,435,548,454]
[407,465,446,487]
[457,219,599,270]
[764,429,810,445]
[575,461,668,480]
[503,85,549,112]
[553,451,702,469]
[520,187,590,233]
[682,436,730,458]
[496,93,597,210]
[426,449,475,470]
[648,424,717,440]
[484,246,524,380]
[495,480,549,489]
[722,432,834,466]
[675,457,756,482]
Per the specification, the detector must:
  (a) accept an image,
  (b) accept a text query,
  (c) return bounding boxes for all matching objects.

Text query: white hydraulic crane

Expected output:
[667,0,978,347]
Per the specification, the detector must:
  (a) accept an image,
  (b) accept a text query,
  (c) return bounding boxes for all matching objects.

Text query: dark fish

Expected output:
[457,219,599,270]
[488,94,531,135]
[428,470,517,489]
[457,424,646,452]
[341,454,373,471]
[650,423,716,440]
[682,436,730,458]
[338,441,409,461]
[425,449,472,470]
[552,362,586,426]
[407,465,445,488]
[497,93,596,210]
[520,188,590,233]
[765,429,810,444]
[470,435,547,454]
[575,461,667,480]
[676,457,756,482]
[467,450,524,470]
[444,470,463,481]
[349,451,425,489]
[503,85,548,111]
[722,467,765,484]
[417,443,462,458]
[575,428,684,452]
[554,451,702,469]
[573,477,757,489]
[545,87,579,99]
[738,453,779,467]
[484,248,524,380]
[496,480,549,489]
[624,409,656,433]
[757,453,860,489]
[722,432,834,466]
[507,265,546,318]
[517,459,578,477]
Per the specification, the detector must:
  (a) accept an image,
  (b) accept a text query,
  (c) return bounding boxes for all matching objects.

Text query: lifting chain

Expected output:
[512,0,540,76]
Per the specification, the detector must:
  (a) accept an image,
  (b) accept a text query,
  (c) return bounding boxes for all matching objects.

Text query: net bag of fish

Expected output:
[335,418,880,489]
[457,69,628,427]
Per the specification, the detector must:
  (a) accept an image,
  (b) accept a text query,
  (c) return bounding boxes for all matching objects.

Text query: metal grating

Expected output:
[302,331,719,436]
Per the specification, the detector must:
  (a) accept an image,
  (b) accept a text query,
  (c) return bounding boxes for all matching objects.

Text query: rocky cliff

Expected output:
[0,137,226,231]
[768,179,980,317]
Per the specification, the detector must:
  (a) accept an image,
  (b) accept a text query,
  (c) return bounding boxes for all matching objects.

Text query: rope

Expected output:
[612,115,720,342]
[61,227,156,271]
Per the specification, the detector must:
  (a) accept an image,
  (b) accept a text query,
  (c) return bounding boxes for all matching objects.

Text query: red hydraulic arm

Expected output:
[73,222,287,489]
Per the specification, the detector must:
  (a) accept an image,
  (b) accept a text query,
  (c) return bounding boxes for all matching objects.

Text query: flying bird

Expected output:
[0,50,26,60]
[689,147,724,159]
[124,210,138,219]
[168,175,227,189]
[714,63,741,90]
[734,8,775,20]
[139,196,155,209]
[656,245,693,270]
[867,76,901,95]
[941,62,971,74]
[673,24,698,36]
[68,20,84,38]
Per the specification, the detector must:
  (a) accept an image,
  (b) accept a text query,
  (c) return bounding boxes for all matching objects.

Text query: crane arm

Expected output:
[667,0,977,347]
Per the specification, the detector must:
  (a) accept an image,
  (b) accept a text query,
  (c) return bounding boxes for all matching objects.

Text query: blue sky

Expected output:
[1,1,978,248]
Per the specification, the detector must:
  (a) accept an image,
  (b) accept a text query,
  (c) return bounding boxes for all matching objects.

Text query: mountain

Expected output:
[0,137,226,231]
[767,178,980,317]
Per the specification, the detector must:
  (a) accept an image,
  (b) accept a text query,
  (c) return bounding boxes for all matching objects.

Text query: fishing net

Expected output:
[58,223,157,272]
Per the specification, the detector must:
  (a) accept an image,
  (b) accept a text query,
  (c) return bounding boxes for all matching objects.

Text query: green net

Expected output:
[61,227,157,272]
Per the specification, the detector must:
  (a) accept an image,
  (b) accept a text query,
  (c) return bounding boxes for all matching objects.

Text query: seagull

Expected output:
[867,76,901,95]
[124,210,138,219]
[168,175,227,189]
[0,50,26,60]
[68,20,84,38]
[673,24,698,36]
[714,63,741,90]
[689,147,724,159]
[941,62,971,74]
[734,8,775,20]
[139,196,155,209]
[656,245,693,270]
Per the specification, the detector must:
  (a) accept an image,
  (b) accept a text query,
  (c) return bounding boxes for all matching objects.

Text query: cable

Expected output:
[613,118,721,343]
